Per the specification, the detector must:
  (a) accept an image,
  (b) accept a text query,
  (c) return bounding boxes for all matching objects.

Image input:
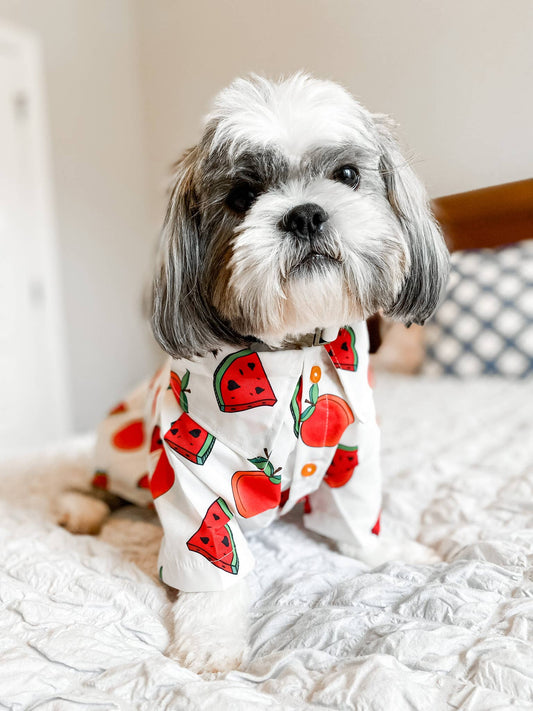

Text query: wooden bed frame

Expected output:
[368,178,533,353]
[432,178,533,252]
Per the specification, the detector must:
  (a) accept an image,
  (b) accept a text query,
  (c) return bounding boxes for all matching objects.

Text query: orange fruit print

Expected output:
[300,394,354,447]
[231,454,281,518]
[301,463,317,477]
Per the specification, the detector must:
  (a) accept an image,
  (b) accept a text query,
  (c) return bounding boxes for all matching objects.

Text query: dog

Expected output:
[57,73,449,674]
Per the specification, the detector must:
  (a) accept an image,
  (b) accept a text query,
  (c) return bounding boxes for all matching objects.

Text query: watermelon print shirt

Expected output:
[93,321,381,592]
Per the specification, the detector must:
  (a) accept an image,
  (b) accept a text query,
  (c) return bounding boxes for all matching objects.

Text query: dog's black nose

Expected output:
[281,203,328,240]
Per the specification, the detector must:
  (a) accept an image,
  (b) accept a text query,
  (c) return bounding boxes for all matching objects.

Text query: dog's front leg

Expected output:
[166,578,250,675]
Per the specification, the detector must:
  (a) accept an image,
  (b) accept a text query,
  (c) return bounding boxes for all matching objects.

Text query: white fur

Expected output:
[208,73,376,160]
[166,580,250,675]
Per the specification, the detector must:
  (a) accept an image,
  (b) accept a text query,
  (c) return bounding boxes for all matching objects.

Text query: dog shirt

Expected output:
[93,322,381,592]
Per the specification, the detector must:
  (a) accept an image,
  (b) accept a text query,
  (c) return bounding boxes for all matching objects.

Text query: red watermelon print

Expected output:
[164,413,215,465]
[213,349,277,412]
[91,470,108,489]
[150,448,175,498]
[231,453,281,518]
[324,445,359,487]
[325,327,358,371]
[371,513,381,536]
[137,473,150,489]
[109,402,127,416]
[150,425,163,453]
[112,419,145,450]
[186,498,239,574]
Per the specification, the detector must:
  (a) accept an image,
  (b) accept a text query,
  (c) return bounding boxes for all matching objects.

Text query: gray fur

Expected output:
[372,114,450,325]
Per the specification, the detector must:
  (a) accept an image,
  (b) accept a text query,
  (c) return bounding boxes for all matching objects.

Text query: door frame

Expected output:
[0,20,71,449]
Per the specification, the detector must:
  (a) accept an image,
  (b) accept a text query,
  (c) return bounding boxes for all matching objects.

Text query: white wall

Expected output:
[0,0,159,431]
[133,0,533,230]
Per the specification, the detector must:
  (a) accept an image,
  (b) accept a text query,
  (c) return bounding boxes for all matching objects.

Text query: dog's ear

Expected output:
[151,147,225,358]
[373,114,450,326]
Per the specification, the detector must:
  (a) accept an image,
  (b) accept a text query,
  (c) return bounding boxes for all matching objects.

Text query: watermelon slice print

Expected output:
[109,401,127,415]
[371,512,381,536]
[112,419,145,450]
[213,349,277,412]
[231,451,282,518]
[186,498,239,574]
[325,327,358,371]
[150,448,175,498]
[150,425,163,453]
[164,413,215,465]
[137,473,150,489]
[91,470,108,489]
[324,445,359,487]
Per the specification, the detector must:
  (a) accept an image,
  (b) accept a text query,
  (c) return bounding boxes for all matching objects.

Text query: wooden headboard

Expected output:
[431,178,533,252]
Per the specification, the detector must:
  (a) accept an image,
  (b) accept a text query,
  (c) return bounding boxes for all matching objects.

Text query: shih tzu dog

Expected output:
[58,73,449,674]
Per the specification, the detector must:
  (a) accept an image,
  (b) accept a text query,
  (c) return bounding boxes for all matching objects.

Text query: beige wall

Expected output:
[134,0,533,230]
[0,0,159,431]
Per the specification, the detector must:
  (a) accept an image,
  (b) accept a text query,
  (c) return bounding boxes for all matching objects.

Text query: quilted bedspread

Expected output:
[0,375,532,710]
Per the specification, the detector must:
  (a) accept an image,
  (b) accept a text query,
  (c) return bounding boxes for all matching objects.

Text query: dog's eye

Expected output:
[332,165,360,189]
[225,182,258,215]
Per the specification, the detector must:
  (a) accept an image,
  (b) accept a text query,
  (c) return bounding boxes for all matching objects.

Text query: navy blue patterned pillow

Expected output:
[423,240,533,376]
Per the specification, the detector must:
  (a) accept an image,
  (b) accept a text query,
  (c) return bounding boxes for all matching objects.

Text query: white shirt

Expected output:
[93,322,381,592]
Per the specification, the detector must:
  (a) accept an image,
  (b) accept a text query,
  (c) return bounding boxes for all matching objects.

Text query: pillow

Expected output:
[423,240,533,377]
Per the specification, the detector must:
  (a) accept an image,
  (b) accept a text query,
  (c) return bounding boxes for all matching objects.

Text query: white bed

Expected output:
[1,374,532,710]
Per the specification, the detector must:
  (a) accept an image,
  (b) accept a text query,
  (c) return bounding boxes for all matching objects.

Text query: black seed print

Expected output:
[247,362,256,370]
[227,380,240,391]
[189,429,201,438]
[171,429,177,435]
[201,536,209,544]
[255,387,265,394]
[341,342,348,351]
[222,535,229,547]
[213,513,220,520]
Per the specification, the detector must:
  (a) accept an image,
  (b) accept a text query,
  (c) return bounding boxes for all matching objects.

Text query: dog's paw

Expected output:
[55,491,110,535]
[166,632,247,676]
[167,582,249,676]
[339,537,441,567]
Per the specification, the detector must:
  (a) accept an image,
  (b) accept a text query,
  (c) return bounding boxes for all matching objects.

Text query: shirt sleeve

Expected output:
[152,445,255,592]
[303,418,382,551]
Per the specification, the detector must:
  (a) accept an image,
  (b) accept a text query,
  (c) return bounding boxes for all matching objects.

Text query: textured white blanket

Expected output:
[0,375,532,710]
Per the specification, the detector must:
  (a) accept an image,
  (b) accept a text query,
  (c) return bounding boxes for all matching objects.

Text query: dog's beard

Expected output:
[211,179,409,346]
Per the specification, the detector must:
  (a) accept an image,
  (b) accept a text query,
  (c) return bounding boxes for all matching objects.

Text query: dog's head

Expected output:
[151,74,450,358]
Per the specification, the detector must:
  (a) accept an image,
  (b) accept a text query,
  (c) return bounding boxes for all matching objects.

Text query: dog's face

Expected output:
[152,74,449,357]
